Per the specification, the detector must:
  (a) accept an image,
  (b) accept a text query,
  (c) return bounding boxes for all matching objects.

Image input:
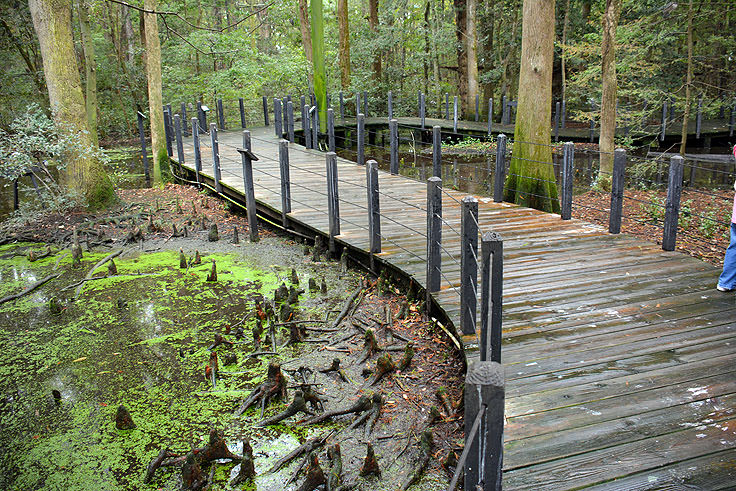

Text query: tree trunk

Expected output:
[560,0,570,103]
[679,0,694,155]
[424,2,431,96]
[369,0,381,81]
[76,0,98,146]
[142,0,169,184]
[310,0,327,129]
[337,0,350,88]
[28,0,114,208]
[596,0,622,190]
[454,0,467,116]
[480,0,494,114]
[465,0,479,116]
[504,0,559,213]
[498,3,519,104]
[298,0,312,62]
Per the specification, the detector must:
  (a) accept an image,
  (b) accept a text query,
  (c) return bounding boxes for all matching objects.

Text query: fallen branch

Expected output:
[74,249,124,299]
[400,430,434,490]
[0,273,59,306]
[302,394,372,425]
[331,287,363,329]
[268,430,335,473]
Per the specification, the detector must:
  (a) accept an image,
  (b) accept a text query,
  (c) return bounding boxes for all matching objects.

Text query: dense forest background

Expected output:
[1,0,734,143]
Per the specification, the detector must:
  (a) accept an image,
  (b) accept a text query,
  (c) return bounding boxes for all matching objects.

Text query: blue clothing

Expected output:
[718,223,736,290]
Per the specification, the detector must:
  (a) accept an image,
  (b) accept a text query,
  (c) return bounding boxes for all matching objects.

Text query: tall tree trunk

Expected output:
[298,0,312,62]
[337,0,350,88]
[310,0,327,129]
[679,0,694,155]
[76,0,98,146]
[423,2,431,96]
[369,0,381,81]
[561,0,570,103]
[504,0,559,213]
[454,0,467,116]
[142,0,169,184]
[480,0,495,115]
[465,0,478,116]
[498,4,519,105]
[122,4,135,62]
[596,0,622,190]
[28,0,113,208]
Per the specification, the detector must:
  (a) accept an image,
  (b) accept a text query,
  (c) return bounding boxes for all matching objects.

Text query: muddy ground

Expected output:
[0,185,464,490]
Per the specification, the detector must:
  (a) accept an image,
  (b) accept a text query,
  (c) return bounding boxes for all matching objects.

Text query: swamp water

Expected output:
[0,237,445,490]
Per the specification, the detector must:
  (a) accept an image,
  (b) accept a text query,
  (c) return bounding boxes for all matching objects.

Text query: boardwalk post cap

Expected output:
[201,105,209,112]
[462,195,478,204]
[428,176,442,184]
[236,147,259,161]
[466,359,504,387]
[137,111,146,119]
[482,231,502,243]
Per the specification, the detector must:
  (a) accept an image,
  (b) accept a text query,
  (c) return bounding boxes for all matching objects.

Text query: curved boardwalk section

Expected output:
[181,125,736,489]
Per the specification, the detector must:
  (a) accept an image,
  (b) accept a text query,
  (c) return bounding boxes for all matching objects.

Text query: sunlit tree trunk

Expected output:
[679,0,693,155]
[466,0,479,115]
[337,0,350,88]
[504,0,559,213]
[142,0,169,184]
[454,0,467,116]
[28,0,114,208]
[298,0,312,62]
[310,0,327,129]
[369,0,381,81]
[596,0,622,191]
[76,0,98,146]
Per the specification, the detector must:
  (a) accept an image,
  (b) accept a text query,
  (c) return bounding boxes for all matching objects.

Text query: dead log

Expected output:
[400,430,434,490]
[296,454,326,491]
[302,394,372,425]
[267,430,334,473]
[115,405,136,430]
[257,390,313,426]
[230,439,255,486]
[234,362,287,417]
[0,273,59,306]
[326,444,342,491]
[359,443,381,478]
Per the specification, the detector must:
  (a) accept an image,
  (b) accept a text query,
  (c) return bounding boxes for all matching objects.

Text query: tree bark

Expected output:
[76,0,98,146]
[454,0,467,116]
[465,0,479,116]
[142,0,170,184]
[28,0,114,208]
[310,0,327,129]
[596,0,622,190]
[560,0,570,103]
[369,0,381,81]
[298,0,312,62]
[679,0,694,155]
[337,0,350,88]
[504,0,559,213]
[479,0,494,113]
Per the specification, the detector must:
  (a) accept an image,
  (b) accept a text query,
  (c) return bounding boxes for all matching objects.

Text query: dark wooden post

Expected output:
[696,95,703,139]
[311,106,319,146]
[453,96,459,133]
[191,117,201,186]
[237,130,259,242]
[660,99,667,142]
[669,97,675,120]
[662,155,684,251]
[362,90,368,116]
[460,196,479,336]
[339,91,345,119]
[174,114,185,165]
[502,95,508,124]
[279,139,291,227]
[137,111,150,186]
[357,113,365,166]
[730,97,735,137]
[475,94,480,122]
[210,123,222,193]
[420,92,426,130]
[426,177,442,306]
[554,101,561,142]
[181,102,189,136]
[487,98,493,136]
[390,119,399,175]
[445,93,449,119]
[287,101,295,143]
[328,108,336,152]
[493,134,507,203]
[609,148,626,234]
[589,118,595,143]
[197,101,204,132]
[561,99,567,128]
[432,125,442,178]
[217,98,225,130]
[262,96,269,126]
[463,361,505,491]
[366,159,381,256]
[274,98,283,138]
[480,232,503,363]
[239,98,246,128]
[560,141,574,220]
[356,92,361,118]
[326,152,341,255]
[388,90,393,120]
[304,104,312,149]
[163,107,173,157]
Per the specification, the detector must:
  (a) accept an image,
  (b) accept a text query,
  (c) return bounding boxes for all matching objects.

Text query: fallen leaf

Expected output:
[72,357,87,362]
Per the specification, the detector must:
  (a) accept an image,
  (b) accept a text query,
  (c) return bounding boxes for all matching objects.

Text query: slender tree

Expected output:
[679,0,693,155]
[504,0,559,212]
[298,0,312,63]
[310,0,327,129]
[369,0,381,81]
[142,0,169,184]
[454,0,468,115]
[596,0,622,190]
[466,0,479,115]
[76,0,98,146]
[337,0,350,89]
[28,0,114,208]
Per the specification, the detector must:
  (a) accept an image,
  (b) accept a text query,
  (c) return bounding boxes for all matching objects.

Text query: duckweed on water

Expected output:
[0,241,359,490]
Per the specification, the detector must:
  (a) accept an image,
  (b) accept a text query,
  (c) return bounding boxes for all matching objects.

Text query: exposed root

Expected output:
[359,443,381,478]
[234,362,287,417]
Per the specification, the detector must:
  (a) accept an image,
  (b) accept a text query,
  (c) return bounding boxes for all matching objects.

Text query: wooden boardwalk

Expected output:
[180,126,736,489]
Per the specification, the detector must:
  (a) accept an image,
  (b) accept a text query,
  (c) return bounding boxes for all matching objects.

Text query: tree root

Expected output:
[234,362,287,417]
[296,453,326,491]
[143,448,175,484]
[268,430,335,474]
[230,439,256,487]
[436,387,454,417]
[400,430,434,490]
[302,394,372,425]
[331,286,363,329]
[319,358,351,383]
[74,249,124,299]
[398,343,414,371]
[326,444,342,491]
[115,405,136,430]
[356,329,380,365]
[257,390,313,426]
[367,353,396,386]
[359,443,381,478]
